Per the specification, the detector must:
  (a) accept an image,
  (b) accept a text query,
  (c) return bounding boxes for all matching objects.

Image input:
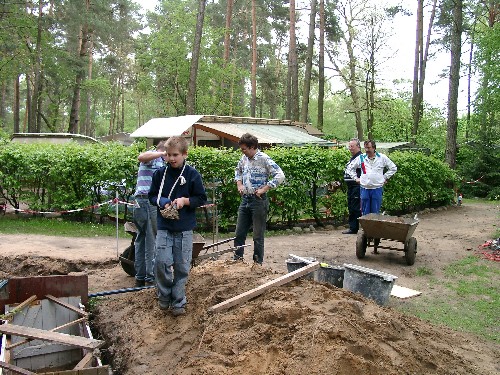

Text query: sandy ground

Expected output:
[1,202,499,374]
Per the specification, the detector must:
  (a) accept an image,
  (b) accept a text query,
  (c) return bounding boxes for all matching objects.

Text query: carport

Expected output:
[130,115,334,149]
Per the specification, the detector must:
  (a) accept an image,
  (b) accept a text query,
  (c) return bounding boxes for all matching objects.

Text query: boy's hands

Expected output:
[172,197,189,209]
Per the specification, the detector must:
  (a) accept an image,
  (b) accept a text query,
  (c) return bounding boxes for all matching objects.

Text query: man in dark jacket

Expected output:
[342,138,362,234]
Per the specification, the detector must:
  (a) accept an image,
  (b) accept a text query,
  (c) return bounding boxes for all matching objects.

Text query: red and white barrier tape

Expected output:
[1,199,214,215]
[3,198,134,215]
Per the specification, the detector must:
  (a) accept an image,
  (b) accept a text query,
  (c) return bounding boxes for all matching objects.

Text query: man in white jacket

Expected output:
[346,140,397,215]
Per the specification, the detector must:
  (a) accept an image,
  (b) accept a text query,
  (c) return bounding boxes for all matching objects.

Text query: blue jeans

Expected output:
[360,187,383,215]
[133,198,157,283]
[155,230,193,309]
[234,194,269,264]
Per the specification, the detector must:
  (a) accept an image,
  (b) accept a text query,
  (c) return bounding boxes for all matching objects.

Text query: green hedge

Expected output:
[0,142,457,227]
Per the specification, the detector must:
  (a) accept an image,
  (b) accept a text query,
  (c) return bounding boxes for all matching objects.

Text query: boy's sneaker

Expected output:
[158,301,170,311]
[134,279,145,287]
[145,281,155,287]
[172,307,186,316]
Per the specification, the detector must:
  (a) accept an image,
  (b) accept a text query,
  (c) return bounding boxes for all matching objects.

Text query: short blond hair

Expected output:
[166,136,189,154]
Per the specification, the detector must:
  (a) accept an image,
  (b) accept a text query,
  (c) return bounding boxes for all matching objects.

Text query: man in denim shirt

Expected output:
[233,133,285,265]
[132,141,166,287]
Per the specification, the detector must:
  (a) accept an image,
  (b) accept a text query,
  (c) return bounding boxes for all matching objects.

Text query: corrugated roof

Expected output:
[130,115,203,138]
[195,123,333,147]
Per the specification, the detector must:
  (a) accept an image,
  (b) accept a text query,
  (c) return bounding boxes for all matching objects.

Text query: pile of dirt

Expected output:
[1,203,498,374]
[92,260,498,375]
[0,255,116,278]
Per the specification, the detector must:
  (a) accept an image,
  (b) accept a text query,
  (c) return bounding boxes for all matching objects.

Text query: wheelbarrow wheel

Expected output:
[356,231,367,259]
[120,244,136,277]
[405,237,417,266]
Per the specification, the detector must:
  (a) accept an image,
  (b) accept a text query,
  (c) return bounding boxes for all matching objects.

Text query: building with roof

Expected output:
[130,115,333,148]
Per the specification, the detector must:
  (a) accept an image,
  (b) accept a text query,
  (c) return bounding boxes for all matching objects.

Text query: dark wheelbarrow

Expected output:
[356,213,419,266]
[191,235,249,267]
[119,222,242,276]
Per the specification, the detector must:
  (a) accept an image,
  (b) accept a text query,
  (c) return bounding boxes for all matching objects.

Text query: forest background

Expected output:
[0,0,498,200]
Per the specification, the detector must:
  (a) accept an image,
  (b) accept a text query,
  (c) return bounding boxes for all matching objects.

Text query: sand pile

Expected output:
[92,260,498,375]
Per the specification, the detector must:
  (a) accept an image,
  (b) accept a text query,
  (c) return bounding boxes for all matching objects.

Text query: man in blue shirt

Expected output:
[233,133,285,265]
[132,141,166,287]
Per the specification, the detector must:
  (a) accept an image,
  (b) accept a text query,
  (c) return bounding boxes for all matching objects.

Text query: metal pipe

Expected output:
[88,285,155,298]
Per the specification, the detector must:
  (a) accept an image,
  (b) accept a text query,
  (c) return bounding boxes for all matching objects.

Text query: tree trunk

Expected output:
[445,0,463,169]
[34,0,43,133]
[289,0,299,121]
[223,0,233,66]
[365,16,375,140]
[300,0,317,123]
[68,24,87,134]
[250,0,257,117]
[14,76,20,133]
[186,0,206,115]
[411,0,436,143]
[466,20,475,141]
[222,0,233,99]
[285,55,292,119]
[346,40,363,139]
[411,0,423,143]
[317,0,325,131]
[121,76,125,132]
[0,81,6,126]
[25,71,32,132]
[84,33,94,136]
[109,90,116,135]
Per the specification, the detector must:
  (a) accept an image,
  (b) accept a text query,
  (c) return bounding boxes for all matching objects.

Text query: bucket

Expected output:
[342,263,397,305]
[285,257,317,280]
[315,265,345,288]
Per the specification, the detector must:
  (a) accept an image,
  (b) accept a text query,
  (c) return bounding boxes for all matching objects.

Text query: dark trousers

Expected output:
[234,194,269,264]
[347,184,361,232]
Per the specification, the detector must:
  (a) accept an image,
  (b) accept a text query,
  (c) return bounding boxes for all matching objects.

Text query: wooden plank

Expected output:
[45,295,88,318]
[0,360,37,375]
[208,262,320,313]
[7,316,86,350]
[12,342,81,361]
[73,352,93,369]
[1,296,37,320]
[0,324,104,350]
[43,366,110,375]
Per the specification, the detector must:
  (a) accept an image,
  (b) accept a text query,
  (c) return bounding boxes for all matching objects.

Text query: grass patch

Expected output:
[397,255,499,342]
[0,215,126,238]
[415,266,433,276]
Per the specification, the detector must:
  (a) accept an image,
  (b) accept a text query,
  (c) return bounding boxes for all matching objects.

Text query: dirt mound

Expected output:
[0,255,116,278]
[92,260,499,375]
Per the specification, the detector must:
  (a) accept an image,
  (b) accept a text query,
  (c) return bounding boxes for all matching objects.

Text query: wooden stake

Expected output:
[208,262,320,313]
[6,317,87,350]
[0,324,104,350]
[0,295,37,320]
[45,295,89,318]
[0,360,37,375]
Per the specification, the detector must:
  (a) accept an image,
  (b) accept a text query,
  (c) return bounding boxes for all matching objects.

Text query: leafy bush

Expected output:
[384,151,458,212]
[0,142,457,227]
